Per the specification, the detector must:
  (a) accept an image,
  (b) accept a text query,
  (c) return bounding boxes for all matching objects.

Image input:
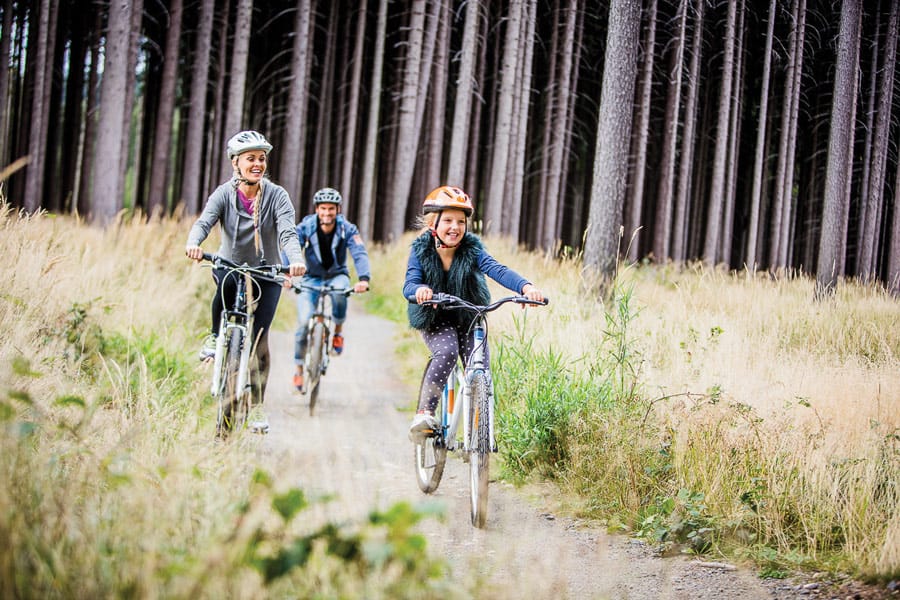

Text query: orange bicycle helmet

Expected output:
[422,185,474,217]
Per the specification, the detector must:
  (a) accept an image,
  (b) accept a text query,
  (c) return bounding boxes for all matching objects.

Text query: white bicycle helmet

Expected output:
[226,130,273,159]
[313,187,343,205]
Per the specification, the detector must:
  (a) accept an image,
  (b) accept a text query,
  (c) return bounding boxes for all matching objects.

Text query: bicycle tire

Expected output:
[306,321,326,415]
[413,367,447,493]
[221,329,247,433]
[468,371,491,527]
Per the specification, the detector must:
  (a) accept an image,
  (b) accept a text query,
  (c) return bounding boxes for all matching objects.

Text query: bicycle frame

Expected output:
[200,253,288,435]
[210,270,254,400]
[440,317,493,454]
[294,281,353,412]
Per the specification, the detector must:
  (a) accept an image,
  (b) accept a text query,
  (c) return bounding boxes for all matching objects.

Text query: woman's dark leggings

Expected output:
[211,268,282,402]
[417,320,489,414]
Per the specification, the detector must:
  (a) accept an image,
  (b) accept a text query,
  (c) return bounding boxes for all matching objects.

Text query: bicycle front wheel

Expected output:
[306,321,326,415]
[468,371,491,527]
[219,328,248,435]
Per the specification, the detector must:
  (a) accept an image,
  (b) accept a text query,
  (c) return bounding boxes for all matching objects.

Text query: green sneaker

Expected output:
[248,406,269,434]
[198,334,216,361]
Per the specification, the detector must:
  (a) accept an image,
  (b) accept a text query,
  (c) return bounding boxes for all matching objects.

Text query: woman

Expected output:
[185,130,306,433]
[402,185,544,439]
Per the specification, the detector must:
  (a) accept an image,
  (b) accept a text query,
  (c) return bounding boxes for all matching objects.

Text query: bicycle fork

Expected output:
[462,325,496,453]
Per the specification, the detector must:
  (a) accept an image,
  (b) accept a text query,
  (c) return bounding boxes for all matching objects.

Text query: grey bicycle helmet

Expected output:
[226,130,273,159]
[313,187,343,205]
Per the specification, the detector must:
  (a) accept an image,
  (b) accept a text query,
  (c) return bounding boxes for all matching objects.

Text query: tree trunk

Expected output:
[485,0,524,236]
[672,0,704,263]
[358,0,387,240]
[90,0,131,223]
[0,0,15,172]
[625,0,657,262]
[857,0,896,282]
[539,0,575,250]
[887,142,900,295]
[339,0,368,210]
[279,0,312,213]
[446,0,480,186]
[816,0,861,296]
[701,0,736,266]
[220,0,253,183]
[179,0,214,214]
[385,0,426,240]
[509,0,537,242]
[746,0,777,270]
[23,0,55,213]
[651,0,685,263]
[147,0,183,217]
[720,0,745,267]
[583,0,641,288]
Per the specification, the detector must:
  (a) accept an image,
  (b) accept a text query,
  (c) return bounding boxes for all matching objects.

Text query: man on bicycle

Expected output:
[290,187,371,392]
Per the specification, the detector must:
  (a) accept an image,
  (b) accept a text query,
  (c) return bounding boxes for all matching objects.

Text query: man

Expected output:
[291,187,371,391]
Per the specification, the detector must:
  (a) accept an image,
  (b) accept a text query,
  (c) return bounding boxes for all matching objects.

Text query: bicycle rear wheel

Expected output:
[468,371,491,527]
[219,329,247,435]
[414,367,447,492]
[306,321,326,415]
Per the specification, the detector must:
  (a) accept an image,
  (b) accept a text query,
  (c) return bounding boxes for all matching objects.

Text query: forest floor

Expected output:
[252,300,896,600]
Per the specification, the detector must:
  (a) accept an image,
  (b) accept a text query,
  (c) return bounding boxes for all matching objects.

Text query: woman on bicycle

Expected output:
[185,130,306,428]
[402,185,544,439]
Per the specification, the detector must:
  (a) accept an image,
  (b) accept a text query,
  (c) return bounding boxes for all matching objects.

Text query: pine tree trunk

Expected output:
[147,0,182,217]
[672,0,704,263]
[701,0,736,266]
[857,0,897,281]
[486,0,524,236]
[816,0,861,296]
[583,0,641,288]
[89,0,131,223]
[746,0,777,270]
[358,0,387,240]
[385,0,426,239]
[179,0,213,214]
[219,0,253,183]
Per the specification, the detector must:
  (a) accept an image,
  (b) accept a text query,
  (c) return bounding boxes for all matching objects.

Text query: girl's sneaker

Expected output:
[332,334,344,355]
[408,411,438,441]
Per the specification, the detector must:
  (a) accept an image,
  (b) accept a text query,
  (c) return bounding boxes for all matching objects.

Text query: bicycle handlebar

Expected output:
[292,281,355,297]
[201,252,291,281]
[406,292,549,312]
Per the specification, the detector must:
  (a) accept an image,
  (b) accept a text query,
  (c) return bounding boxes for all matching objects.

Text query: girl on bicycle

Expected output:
[402,185,544,439]
[185,130,306,429]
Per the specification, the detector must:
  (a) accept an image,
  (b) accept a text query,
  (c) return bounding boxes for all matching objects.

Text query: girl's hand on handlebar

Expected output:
[185,245,203,261]
[415,286,433,304]
[354,280,370,294]
[520,283,545,304]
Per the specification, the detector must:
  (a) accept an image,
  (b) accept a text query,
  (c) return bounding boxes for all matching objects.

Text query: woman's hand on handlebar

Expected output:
[185,245,204,261]
[353,280,370,294]
[288,262,306,278]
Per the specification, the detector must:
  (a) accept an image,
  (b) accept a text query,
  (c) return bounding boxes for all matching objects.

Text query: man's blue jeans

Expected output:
[294,274,350,365]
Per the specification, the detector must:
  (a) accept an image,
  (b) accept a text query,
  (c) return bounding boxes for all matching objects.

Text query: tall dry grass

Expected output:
[365,233,899,580]
[0,207,454,598]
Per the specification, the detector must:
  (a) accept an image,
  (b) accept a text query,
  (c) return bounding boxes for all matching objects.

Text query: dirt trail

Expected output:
[254,300,779,599]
